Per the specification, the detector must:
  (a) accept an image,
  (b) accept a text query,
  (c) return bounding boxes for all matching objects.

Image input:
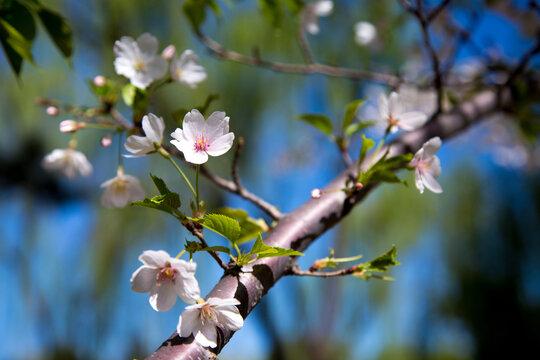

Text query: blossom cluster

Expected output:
[131,250,243,348]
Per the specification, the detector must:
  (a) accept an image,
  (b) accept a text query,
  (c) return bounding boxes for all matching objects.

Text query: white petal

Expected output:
[130,266,158,293]
[204,112,229,139]
[354,21,376,45]
[124,175,145,202]
[415,168,424,194]
[142,113,165,144]
[421,171,443,193]
[178,308,202,337]
[183,146,209,164]
[170,128,184,142]
[114,57,136,79]
[388,92,402,117]
[378,93,389,120]
[149,282,177,311]
[313,0,333,16]
[182,109,205,141]
[422,136,442,159]
[145,56,168,82]
[139,250,170,267]
[207,133,234,157]
[216,307,243,331]
[125,135,153,156]
[136,33,159,55]
[195,322,218,348]
[398,111,428,130]
[207,297,240,307]
[175,275,201,304]
[427,156,442,178]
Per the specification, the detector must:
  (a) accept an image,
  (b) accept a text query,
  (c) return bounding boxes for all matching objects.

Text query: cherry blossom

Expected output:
[304,0,334,35]
[114,33,167,89]
[100,167,145,208]
[410,137,443,194]
[130,250,200,312]
[42,148,93,179]
[311,189,322,199]
[124,113,165,157]
[378,92,428,133]
[170,109,234,164]
[171,49,207,88]
[177,297,244,348]
[354,21,377,45]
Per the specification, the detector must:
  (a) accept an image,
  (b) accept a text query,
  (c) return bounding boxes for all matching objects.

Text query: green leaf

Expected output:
[213,207,269,244]
[342,99,365,131]
[200,246,231,255]
[1,0,36,41]
[380,153,413,169]
[344,121,375,138]
[249,234,303,260]
[0,18,34,64]
[151,193,181,209]
[359,134,375,165]
[365,245,400,272]
[368,170,403,184]
[197,213,241,243]
[149,174,172,195]
[259,0,282,28]
[297,114,333,136]
[0,36,22,75]
[132,198,176,215]
[182,0,220,30]
[122,83,147,108]
[37,7,72,58]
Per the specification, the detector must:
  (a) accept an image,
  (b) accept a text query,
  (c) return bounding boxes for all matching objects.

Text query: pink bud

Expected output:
[46,106,60,116]
[59,120,78,133]
[311,188,322,199]
[161,45,176,60]
[93,75,107,87]
[101,135,112,147]
[354,182,364,190]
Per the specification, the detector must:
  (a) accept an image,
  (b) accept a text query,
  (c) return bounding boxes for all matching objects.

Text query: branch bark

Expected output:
[146,87,511,360]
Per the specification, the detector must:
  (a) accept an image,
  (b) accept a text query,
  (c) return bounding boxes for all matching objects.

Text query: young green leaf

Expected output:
[249,234,303,260]
[0,19,34,64]
[368,170,403,184]
[149,174,172,195]
[151,193,181,209]
[213,207,269,244]
[197,213,241,243]
[132,197,179,215]
[365,245,400,272]
[259,0,283,28]
[358,134,375,165]
[345,121,375,138]
[297,114,333,136]
[342,99,365,131]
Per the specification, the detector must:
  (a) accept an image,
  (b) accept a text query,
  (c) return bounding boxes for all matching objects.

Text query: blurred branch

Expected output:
[298,10,315,64]
[288,264,358,278]
[505,32,540,86]
[195,31,401,86]
[147,86,513,360]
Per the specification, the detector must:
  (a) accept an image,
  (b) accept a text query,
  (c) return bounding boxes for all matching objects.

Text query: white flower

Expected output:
[378,92,428,133]
[124,113,165,157]
[114,33,167,89]
[354,21,376,45]
[177,297,244,348]
[170,109,234,164]
[100,168,145,208]
[130,250,200,311]
[42,148,93,179]
[171,49,207,88]
[311,188,322,199]
[410,137,443,194]
[304,0,334,35]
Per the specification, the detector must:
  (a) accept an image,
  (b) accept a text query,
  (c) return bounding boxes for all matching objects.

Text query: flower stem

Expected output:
[175,250,186,259]
[195,165,200,211]
[162,150,197,202]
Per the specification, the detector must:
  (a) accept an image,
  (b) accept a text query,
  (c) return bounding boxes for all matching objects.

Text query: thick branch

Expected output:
[147,87,511,360]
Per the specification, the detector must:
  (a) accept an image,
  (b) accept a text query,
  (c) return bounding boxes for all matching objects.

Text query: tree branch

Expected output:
[287,264,359,278]
[146,87,511,360]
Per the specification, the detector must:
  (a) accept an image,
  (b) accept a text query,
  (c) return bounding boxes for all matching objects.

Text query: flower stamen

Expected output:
[156,261,178,283]
[194,133,210,152]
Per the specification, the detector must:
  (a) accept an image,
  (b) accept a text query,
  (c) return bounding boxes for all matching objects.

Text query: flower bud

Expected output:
[354,182,364,191]
[59,120,78,133]
[46,106,60,116]
[161,45,176,60]
[93,75,107,87]
[101,134,112,147]
[311,188,322,199]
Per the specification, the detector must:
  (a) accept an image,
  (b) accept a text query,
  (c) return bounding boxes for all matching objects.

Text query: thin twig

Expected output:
[505,32,540,85]
[196,31,401,86]
[191,228,229,270]
[288,264,359,278]
[298,10,315,64]
[426,0,452,23]
[232,137,244,189]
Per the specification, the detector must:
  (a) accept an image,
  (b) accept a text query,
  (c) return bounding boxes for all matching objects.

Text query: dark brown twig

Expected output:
[288,264,359,278]
[191,227,230,271]
[231,137,244,190]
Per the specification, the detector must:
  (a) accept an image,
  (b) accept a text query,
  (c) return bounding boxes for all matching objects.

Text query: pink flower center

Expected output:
[194,134,210,152]
[156,262,177,283]
[200,303,217,325]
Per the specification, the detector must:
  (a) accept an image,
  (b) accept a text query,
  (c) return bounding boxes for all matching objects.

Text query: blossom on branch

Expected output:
[124,113,165,157]
[171,50,207,88]
[130,250,200,312]
[410,137,443,194]
[42,148,93,179]
[378,92,428,133]
[177,297,244,348]
[114,33,167,89]
[304,0,334,35]
[100,167,145,208]
[170,109,234,164]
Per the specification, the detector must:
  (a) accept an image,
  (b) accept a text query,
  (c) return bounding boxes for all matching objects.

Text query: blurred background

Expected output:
[1,0,539,359]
